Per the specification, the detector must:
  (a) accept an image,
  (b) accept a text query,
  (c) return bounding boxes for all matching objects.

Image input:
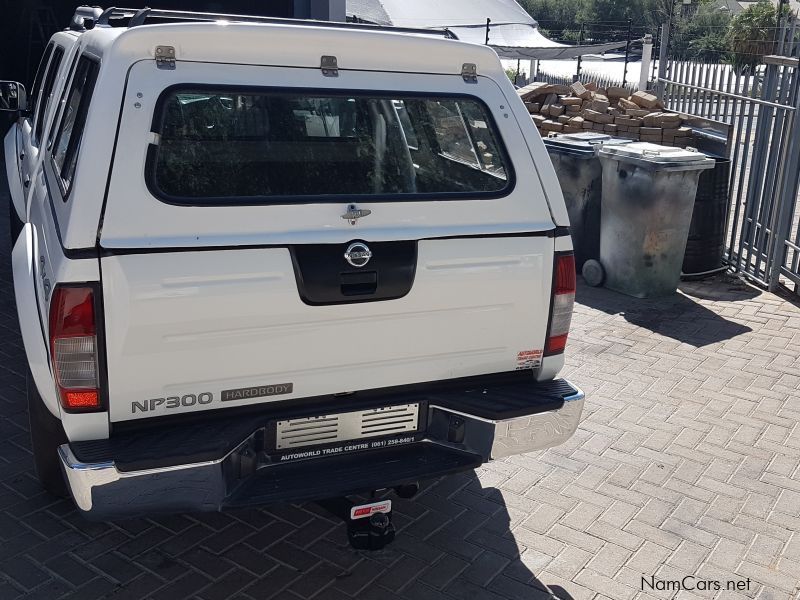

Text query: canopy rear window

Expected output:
[148,87,512,203]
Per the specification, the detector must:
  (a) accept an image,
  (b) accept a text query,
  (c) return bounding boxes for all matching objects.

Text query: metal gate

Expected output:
[659,56,800,294]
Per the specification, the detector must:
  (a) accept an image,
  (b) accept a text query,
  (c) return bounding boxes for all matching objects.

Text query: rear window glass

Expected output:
[150,88,512,203]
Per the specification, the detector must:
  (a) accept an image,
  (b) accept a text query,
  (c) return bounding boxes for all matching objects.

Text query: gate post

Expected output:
[739,61,781,275]
[640,34,653,91]
[766,58,800,291]
[656,22,670,97]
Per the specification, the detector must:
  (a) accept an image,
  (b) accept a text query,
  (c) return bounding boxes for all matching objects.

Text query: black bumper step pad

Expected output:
[428,378,578,420]
[225,443,481,508]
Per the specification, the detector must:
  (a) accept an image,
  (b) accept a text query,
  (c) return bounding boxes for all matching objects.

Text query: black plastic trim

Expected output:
[97,229,559,256]
[290,240,417,305]
[551,226,571,238]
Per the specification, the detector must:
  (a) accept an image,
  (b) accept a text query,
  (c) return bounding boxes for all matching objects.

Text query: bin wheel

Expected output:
[582,260,605,287]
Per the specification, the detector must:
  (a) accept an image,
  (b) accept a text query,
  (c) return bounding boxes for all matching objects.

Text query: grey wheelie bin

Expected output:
[543,132,631,270]
[586,143,714,298]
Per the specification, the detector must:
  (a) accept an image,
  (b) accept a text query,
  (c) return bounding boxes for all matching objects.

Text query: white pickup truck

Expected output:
[3,7,583,530]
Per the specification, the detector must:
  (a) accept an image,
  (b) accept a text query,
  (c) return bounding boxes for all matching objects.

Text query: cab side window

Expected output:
[51,55,99,197]
[33,46,65,147]
[28,44,54,123]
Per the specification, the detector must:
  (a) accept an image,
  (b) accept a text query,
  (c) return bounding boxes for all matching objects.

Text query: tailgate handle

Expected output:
[340,271,377,296]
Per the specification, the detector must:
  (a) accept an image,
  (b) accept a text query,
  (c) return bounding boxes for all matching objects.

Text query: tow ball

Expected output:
[317,484,418,551]
[348,505,395,550]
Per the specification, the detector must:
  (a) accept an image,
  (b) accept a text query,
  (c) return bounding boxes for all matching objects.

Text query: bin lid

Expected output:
[598,142,714,168]
[543,132,632,156]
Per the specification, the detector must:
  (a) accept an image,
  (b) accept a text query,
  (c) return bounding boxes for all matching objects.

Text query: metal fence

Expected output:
[660,57,800,294]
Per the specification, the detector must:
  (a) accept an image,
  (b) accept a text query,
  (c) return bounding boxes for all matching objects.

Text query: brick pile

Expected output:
[517,81,692,146]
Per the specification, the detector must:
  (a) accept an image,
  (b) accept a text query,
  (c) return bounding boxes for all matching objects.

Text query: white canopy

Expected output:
[347,0,630,59]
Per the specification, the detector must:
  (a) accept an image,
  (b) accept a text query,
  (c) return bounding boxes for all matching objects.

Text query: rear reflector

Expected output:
[49,286,102,411]
[545,253,576,356]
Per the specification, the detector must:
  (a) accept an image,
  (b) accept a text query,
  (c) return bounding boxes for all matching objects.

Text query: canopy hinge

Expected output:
[461,63,478,83]
[321,55,339,77]
[155,46,176,70]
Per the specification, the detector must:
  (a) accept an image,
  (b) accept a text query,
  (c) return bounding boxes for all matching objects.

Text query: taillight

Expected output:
[545,253,576,356]
[48,285,102,412]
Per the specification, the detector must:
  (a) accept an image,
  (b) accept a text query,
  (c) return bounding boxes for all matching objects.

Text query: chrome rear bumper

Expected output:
[59,381,584,520]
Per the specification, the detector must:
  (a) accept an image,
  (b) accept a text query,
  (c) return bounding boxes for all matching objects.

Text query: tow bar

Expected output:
[317,484,418,551]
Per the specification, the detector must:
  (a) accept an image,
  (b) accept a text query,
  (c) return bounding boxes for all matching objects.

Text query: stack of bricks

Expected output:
[517,81,692,147]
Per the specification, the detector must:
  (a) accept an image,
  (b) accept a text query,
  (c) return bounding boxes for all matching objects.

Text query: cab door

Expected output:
[14,42,67,222]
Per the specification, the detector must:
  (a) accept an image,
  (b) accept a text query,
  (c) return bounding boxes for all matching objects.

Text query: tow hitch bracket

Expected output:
[316,486,418,550]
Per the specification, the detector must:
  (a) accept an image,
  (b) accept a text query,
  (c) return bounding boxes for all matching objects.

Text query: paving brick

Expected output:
[736,561,798,594]
[575,568,639,600]
[545,546,593,580]
[623,520,682,550]
[696,516,754,545]
[489,575,555,600]
[43,552,98,587]
[626,541,672,575]
[521,503,566,534]
[23,577,72,600]
[707,538,748,571]
[285,560,347,598]
[587,542,633,577]
[666,541,708,572]
[1,555,51,590]
[587,520,643,552]
[150,572,213,600]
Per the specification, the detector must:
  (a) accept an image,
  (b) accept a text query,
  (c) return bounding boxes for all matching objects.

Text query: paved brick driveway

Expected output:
[1,184,799,599]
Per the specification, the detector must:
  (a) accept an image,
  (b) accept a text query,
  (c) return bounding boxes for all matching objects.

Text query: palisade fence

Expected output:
[535,68,639,94]
[659,56,800,294]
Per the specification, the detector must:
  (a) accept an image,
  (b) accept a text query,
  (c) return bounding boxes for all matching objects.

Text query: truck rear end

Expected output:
[45,21,583,520]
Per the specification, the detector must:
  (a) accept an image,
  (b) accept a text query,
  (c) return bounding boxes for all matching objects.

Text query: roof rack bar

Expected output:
[70,6,104,31]
[96,7,138,27]
[95,6,458,39]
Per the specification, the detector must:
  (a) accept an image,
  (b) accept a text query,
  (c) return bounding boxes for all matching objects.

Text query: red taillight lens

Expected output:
[545,253,576,356]
[49,286,102,411]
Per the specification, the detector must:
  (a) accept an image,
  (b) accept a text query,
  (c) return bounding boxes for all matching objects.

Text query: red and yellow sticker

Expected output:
[516,349,543,370]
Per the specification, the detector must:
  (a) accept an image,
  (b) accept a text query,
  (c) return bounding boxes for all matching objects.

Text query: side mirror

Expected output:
[0,81,27,113]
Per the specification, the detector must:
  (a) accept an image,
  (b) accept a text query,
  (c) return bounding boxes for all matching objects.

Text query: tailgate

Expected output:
[102,237,554,422]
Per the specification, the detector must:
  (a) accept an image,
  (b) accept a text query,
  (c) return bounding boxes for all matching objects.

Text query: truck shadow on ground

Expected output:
[0,458,578,599]
[575,276,754,347]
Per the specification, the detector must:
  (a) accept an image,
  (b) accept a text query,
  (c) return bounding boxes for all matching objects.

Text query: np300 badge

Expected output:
[344,242,373,268]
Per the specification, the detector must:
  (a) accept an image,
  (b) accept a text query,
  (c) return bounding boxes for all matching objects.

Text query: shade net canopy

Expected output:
[347,0,629,59]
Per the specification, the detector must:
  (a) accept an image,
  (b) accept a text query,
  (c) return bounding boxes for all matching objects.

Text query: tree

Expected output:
[672,0,731,61]
[726,0,784,72]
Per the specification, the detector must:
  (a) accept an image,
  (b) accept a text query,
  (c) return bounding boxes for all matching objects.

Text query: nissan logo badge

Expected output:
[344,242,372,268]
